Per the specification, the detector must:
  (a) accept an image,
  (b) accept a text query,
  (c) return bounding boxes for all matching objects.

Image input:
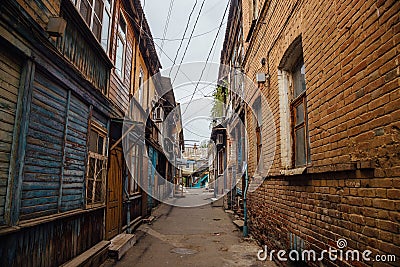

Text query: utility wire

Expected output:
[122,7,205,98]
[159,0,175,60]
[153,23,225,41]
[171,0,207,85]
[181,0,231,116]
[168,0,198,77]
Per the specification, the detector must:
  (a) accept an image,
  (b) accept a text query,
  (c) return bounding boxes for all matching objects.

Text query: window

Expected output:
[278,36,310,169]
[253,98,263,172]
[86,123,108,206]
[252,0,258,20]
[75,0,112,51]
[218,150,224,175]
[129,145,141,194]
[291,60,310,166]
[115,13,127,78]
[138,68,144,105]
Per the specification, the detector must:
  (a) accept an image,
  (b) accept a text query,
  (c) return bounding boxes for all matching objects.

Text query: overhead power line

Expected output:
[168,0,198,77]
[171,0,207,85]
[181,0,231,116]
[159,0,175,60]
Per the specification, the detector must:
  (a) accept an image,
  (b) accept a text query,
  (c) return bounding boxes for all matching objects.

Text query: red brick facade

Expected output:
[238,0,399,266]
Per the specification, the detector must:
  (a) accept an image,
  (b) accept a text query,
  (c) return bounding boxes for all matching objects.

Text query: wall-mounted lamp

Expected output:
[46,17,67,37]
[261,57,266,66]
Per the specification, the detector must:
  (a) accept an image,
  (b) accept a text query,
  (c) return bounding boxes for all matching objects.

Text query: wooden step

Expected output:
[108,233,136,260]
[61,240,110,267]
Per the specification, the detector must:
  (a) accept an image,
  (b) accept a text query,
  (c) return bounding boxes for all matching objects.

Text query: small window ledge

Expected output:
[280,167,306,176]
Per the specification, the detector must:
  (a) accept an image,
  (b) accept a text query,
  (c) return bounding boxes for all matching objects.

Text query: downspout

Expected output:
[124,174,131,233]
[243,162,248,237]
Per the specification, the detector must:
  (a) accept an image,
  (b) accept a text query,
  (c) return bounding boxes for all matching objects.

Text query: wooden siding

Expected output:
[21,71,68,220]
[0,43,22,225]
[108,0,133,114]
[57,2,110,95]
[16,0,60,29]
[61,94,89,211]
[21,70,90,220]
[0,208,104,267]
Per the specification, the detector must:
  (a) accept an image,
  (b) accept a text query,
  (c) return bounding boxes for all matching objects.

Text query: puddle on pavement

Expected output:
[171,247,198,255]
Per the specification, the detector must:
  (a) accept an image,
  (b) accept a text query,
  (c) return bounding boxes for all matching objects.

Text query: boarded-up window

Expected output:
[21,71,91,220]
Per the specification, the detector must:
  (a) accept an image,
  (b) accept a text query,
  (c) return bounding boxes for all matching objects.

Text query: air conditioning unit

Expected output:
[153,106,163,122]
[216,134,224,145]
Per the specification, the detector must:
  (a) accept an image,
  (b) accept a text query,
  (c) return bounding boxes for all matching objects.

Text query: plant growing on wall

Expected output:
[210,80,228,127]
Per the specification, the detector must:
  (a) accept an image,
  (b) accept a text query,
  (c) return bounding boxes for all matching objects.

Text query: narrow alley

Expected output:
[0,0,399,266]
[103,202,276,267]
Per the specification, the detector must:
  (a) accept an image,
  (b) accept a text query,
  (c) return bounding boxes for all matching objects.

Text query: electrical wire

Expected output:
[168,0,198,77]
[159,0,175,60]
[171,0,207,85]
[181,0,231,116]
[153,23,226,41]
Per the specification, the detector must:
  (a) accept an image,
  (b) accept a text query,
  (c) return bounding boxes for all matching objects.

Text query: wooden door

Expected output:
[106,147,123,239]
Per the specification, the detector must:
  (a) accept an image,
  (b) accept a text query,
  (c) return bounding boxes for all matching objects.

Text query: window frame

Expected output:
[115,12,127,79]
[289,60,310,167]
[74,0,113,51]
[129,145,141,195]
[218,149,224,176]
[138,68,144,105]
[85,121,108,208]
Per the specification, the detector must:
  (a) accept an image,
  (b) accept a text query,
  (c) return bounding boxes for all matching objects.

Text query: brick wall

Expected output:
[240,0,399,265]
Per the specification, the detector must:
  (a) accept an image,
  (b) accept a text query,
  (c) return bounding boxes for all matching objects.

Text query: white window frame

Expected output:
[74,0,113,52]
[138,68,144,105]
[115,12,127,79]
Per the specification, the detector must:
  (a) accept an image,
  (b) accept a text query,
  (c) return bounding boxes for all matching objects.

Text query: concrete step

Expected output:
[211,197,223,207]
[233,219,244,228]
[61,240,110,267]
[108,233,136,260]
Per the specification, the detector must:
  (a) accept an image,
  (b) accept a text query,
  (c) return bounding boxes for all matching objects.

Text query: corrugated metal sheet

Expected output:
[0,43,22,225]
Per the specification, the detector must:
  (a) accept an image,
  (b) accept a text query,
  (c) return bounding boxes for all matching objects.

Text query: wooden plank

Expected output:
[22,189,59,198]
[0,42,21,225]
[61,240,110,267]
[21,196,59,208]
[108,234,136,260]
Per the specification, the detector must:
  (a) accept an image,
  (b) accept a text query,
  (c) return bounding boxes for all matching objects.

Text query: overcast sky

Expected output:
[142,0,229,146]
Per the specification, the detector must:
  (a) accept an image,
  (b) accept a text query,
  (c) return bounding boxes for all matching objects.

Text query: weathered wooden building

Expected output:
[0,0,175,265]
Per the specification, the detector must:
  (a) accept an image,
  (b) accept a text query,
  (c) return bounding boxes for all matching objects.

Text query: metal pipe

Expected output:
[243,162,248,237]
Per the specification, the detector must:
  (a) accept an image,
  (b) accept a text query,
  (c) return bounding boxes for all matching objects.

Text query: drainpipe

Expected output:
[124,173,131,234]
[243,163,248,237]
